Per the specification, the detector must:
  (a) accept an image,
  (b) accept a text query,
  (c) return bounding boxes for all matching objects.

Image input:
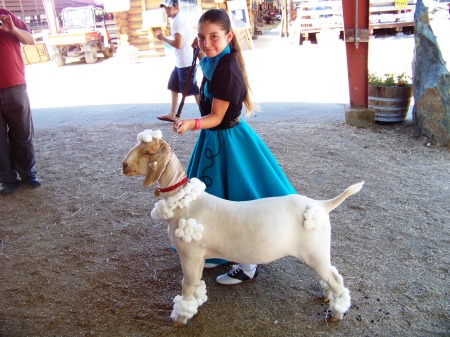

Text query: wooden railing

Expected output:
[369,0,416,30]
[294,0,416,40]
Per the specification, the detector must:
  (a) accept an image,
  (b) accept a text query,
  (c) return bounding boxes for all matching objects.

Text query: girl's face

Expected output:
[197,21,234,58]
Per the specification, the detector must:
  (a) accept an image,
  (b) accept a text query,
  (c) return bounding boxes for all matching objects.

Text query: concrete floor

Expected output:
[26,18,449,129]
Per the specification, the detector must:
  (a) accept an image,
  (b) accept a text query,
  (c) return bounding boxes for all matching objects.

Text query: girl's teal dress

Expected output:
[186,49,296,265]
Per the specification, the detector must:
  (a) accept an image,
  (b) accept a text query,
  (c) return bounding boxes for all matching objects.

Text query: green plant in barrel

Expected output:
[368,72,413,122]
[368,72,412,87]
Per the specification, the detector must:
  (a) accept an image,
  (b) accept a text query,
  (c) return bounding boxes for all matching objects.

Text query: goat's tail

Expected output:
[322,181,364,213]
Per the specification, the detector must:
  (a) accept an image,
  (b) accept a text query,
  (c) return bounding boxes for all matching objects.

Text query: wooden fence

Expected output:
[293,0,416,44]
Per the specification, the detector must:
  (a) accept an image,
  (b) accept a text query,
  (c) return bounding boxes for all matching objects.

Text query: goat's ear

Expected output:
[143,140,171,187]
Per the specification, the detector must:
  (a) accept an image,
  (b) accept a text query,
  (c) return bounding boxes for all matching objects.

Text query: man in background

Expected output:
[0,9,41,195]
[156,0,199,122]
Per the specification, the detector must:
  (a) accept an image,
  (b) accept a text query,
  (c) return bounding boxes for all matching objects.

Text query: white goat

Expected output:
[122,129,363,326]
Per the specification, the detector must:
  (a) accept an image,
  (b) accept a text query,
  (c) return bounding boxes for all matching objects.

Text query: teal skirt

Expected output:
[187,119,296,201]
[186,119,296,266]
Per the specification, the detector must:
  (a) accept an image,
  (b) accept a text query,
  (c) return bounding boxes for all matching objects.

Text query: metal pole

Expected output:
[355,0,359,49]
[342,0,369,108]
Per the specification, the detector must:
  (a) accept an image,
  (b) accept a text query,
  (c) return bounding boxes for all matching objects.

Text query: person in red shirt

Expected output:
[0,9,41,195]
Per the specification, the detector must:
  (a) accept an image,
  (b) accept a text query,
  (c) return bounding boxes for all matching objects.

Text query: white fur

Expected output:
[151,178,206,220]
[193,280,208,306]
[175,218,204,243]
[137,129,162,143]
[170,295,198,320]
[170,281,208,321]
[123,130,364,326]
[304,206,328,229]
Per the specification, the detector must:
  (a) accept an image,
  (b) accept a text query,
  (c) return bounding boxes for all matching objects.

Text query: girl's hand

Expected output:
[191,37,198,49]
[192,37,205,60]
[173,119,195,135]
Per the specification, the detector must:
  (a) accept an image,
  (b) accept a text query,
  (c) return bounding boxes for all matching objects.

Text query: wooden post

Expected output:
[280,0,289,37]
[42,0,60,35]
[342,0,369,108]
[342,0,375,127]
[245,29,254,49]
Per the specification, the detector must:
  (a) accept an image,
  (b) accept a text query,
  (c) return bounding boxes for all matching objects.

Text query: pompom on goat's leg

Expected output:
[193,280,208,306]
[320,279,332,304]
[316,266,351,322]
[328,287,351,322]
[171,280,207,327]
[171,295,198,326]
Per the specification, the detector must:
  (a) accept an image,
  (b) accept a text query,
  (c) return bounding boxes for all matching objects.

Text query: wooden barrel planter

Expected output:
[368,85,413,122]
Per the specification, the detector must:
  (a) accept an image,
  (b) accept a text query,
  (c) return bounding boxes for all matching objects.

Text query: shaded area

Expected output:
[0,116,448,336]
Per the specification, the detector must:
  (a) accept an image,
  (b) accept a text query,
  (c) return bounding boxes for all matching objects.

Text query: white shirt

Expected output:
[170,12,195,68]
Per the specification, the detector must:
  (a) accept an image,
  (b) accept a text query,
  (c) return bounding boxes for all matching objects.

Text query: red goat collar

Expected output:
[158,177,189,194]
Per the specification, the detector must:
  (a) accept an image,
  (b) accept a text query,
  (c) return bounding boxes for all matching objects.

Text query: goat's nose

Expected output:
[123,162,128,169]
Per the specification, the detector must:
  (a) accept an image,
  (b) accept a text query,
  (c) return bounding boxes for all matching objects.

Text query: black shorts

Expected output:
[168,66,200,96]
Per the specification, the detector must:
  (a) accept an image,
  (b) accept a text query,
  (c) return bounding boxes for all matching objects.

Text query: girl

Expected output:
[174,9,296,285]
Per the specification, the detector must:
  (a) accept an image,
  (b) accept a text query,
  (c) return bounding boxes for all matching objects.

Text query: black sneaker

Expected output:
[0,181,20,196]
[216,264,259,285]
[22,176,41,188]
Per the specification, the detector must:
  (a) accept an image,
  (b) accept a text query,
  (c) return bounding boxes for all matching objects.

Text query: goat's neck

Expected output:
[158,152,187,198]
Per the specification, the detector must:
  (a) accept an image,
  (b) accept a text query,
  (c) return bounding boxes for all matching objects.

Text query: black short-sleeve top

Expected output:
[199,52,247,130]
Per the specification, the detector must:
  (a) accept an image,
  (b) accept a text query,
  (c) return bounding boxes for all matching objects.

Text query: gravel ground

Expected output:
[0,27,449,337]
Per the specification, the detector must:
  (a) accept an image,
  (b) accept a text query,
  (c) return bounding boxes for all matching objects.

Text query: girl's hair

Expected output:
[198,9,254,115]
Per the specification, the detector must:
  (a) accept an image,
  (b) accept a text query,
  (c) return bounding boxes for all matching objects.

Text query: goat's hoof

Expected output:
[323,296,330,303]
[173,321,186,328]
[329,316,341,323]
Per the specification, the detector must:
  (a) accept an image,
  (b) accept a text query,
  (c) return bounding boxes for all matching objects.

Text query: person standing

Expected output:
[174,9,296,285]
[0,9,41,196]
[156,0,199,122]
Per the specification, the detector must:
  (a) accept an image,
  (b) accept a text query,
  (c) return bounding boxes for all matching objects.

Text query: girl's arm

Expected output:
[174,98,229,134]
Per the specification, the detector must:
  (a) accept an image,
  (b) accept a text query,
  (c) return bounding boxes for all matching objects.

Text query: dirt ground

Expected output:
[0,113,449,337]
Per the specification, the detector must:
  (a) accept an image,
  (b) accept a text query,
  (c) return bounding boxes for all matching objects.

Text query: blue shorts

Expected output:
[168,66,200,96]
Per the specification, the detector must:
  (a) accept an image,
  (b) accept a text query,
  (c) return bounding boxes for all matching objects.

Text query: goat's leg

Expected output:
[171,255,206,327]
[193,261,208,307]
[310,262,351,321]
[320,279,332,303]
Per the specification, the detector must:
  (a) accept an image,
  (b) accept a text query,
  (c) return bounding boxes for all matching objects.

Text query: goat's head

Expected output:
[122,130,172,187]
